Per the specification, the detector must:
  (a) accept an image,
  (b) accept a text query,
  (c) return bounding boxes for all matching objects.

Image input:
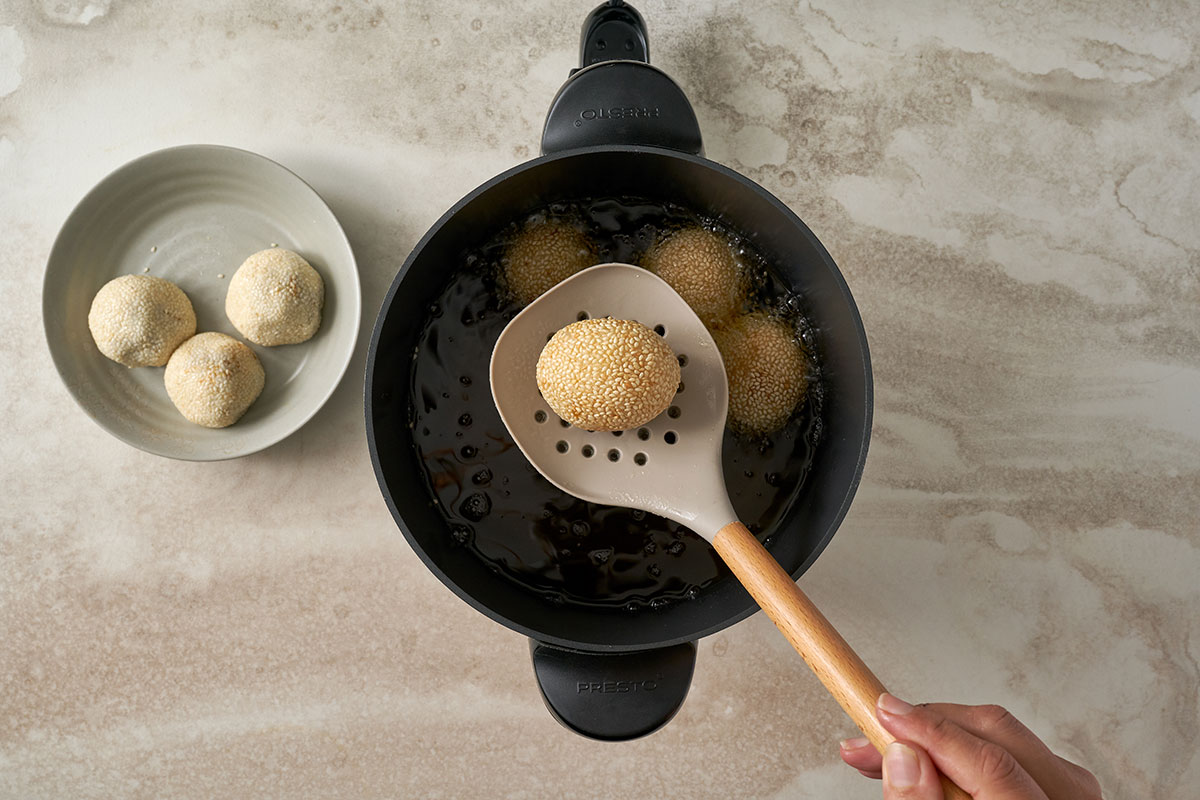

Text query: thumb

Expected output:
[882,740,945,800]
[876,694,1049,800]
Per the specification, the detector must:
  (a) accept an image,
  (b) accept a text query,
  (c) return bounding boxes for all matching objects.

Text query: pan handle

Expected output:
[541,1,703,155]
[577,0,649,68]
[529,639,696,741]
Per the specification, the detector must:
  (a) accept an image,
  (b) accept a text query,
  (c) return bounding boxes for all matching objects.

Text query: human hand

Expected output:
[838,694,1102,799]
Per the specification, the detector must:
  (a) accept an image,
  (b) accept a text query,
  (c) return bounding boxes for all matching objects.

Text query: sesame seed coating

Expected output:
[87,275,196,367]
[225,248,324,346]
[164,332,265,428]
[641,227,744,329]
[536,318,681,432]
[713,313,808,435]
[504,221,596,305]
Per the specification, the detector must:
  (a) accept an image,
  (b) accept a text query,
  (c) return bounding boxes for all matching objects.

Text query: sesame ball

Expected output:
[87,275,196,367]
[504,220,596,305]
[713,313,808,435]
[225,248,324,346]
[536,318,681,432]
[641,227,744,328]
[164,332,265,428]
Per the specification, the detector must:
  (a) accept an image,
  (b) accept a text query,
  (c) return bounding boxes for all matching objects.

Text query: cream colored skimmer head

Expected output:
[489,262,737,541]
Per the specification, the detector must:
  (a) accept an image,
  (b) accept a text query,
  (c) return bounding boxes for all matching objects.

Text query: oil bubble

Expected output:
[459,493,492,521]
[589,548,613,565]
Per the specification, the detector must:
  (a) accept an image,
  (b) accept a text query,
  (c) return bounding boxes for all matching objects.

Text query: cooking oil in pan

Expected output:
[410,198,821,610]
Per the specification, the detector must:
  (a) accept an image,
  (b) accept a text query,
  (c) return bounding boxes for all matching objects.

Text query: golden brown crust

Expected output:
[503,221,596,305]
[642,227,744,329]
[536,318,680,432]
[713,313,808,435]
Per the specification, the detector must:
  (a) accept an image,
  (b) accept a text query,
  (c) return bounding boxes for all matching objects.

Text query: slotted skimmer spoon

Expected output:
[491,263,967,799]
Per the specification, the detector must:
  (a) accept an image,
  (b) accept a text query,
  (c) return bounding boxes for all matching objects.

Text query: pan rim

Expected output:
[365,144,872,652]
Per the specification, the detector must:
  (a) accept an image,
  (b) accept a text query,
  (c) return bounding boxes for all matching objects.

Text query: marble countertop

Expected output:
[3,1,1197,797]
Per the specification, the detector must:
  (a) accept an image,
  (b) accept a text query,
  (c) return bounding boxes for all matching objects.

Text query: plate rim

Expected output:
[42,142,363,461]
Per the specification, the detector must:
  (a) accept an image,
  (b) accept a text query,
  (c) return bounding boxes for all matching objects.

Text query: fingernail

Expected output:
[839,736,871,750]
[883,742,920,790]
[877,692,915,716]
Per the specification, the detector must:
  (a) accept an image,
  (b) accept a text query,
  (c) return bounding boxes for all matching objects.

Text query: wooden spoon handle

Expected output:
[713,521,970,800]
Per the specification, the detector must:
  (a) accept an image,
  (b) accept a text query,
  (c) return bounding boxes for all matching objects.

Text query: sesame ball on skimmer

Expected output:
[536,317,680,432]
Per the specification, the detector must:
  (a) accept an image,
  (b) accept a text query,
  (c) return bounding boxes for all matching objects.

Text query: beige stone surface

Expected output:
[3,1,1198,797]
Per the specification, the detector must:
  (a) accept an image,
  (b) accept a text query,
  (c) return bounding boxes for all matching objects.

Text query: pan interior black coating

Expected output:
[366,146,871,652]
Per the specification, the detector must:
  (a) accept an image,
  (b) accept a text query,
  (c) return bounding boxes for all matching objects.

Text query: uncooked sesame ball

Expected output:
[641,227,743,329]
[504,220,596,305]
[537,318,681,432]
[87,275,196,367]
[225,248,324,346]
[714,313,808,435]
[164,332,265,428]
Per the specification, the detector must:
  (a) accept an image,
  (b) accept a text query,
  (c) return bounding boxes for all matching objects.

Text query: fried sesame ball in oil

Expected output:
[714,313,809,436]
[641,226,745,329]
[503,219,597,305]
[537,318,680,432]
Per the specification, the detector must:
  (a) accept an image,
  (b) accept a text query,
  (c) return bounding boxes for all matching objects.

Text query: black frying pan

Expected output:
[365,1,871,741]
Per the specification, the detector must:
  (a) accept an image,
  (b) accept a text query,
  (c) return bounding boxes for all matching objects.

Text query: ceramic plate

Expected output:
[43,144,361,460]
